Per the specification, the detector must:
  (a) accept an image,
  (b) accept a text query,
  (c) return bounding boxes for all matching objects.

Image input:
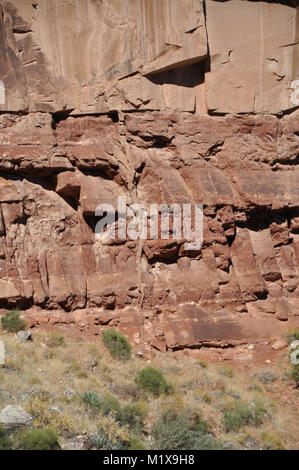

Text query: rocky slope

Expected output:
[0,0,299,352]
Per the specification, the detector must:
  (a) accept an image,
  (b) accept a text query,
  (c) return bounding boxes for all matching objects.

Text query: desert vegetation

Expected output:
[0,319,298,450]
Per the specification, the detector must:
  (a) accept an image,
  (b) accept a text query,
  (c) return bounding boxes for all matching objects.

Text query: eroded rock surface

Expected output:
[0,0,298,114]
[0,0,298,351]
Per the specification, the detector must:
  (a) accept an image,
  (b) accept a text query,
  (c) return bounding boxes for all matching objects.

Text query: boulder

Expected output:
[17,331,32,343]
[0,405,33,430]
[271,338,288,351]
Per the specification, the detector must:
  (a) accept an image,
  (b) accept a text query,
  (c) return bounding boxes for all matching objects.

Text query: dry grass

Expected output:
[0,328,298,450]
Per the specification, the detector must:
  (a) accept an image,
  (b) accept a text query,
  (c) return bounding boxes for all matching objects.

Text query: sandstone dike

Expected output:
[0,0,299,353]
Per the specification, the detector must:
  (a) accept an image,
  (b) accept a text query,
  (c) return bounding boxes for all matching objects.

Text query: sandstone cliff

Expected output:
[0,0,298,352]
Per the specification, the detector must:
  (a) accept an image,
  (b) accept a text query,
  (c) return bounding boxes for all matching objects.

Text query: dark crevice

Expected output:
[140,134,174,148]
[108,111,119,123]
[275,154,299,165]
[171,341,237,352]
[80,167,115,180]
[51,109,74,130]
[203,0,210,56]
[145,61,206,88]
[0,297,33,310]
[57,191,80,211]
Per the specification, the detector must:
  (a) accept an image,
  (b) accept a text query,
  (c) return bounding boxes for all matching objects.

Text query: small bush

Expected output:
[16,428,61,450]
[152,410,222,450]
[0,425,12,450]
[261,431,285,450]
[91,433,124,450]
[117,383,140,400]
[128,436,147,450]
[46,332,65,348]
[25,395,74,435]
[120,401,148,430]
[202,393,212,404]
[223,400,267,432]
[101,394,122,418]
[102,328,131,361]
[91,414,130,450]
[217,365,234,378]
[81,390,102,411]
[135,367,172,396]
[290,364,299,383]
[64,359,88,378]
[81,391,122,419]
[253,370,277,384]
[198,359,208,369]
[1,309,26,333]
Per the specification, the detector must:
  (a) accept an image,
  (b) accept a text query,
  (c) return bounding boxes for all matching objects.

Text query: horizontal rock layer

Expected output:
[0,0,298,350]
[0,110,298,349]
[0,0,298,114]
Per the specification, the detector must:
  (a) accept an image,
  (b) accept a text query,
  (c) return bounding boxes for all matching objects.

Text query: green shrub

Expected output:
[46,332,65,348]
[16,428,61,450]
[101,394,122,418]
[81,390,102,411]
[120,401,148,429]
[223,400,267,432]
[102,328,131,361]
[152,410,222,450]
[135,367,172,396]
[128,436,147,450]
[290,364,299,383]
[1,309,26,333]
[0,425,12,450]
[91,433,124,450]
[81,391,122,419]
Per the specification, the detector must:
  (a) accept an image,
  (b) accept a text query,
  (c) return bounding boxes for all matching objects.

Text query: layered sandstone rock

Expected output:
[0,0,298,351]
[0,0,298,114]
[0,110,298,350]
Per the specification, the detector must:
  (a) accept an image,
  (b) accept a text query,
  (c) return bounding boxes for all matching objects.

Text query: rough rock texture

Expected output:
[0,0,298,352]
[0,0,298,114]
[0,405,33,429]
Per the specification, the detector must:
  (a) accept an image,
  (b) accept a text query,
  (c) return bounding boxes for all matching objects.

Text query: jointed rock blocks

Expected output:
[0,0,298,350]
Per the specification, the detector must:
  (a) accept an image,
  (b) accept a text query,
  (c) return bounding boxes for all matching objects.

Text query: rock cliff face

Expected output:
[0,0,299,352]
